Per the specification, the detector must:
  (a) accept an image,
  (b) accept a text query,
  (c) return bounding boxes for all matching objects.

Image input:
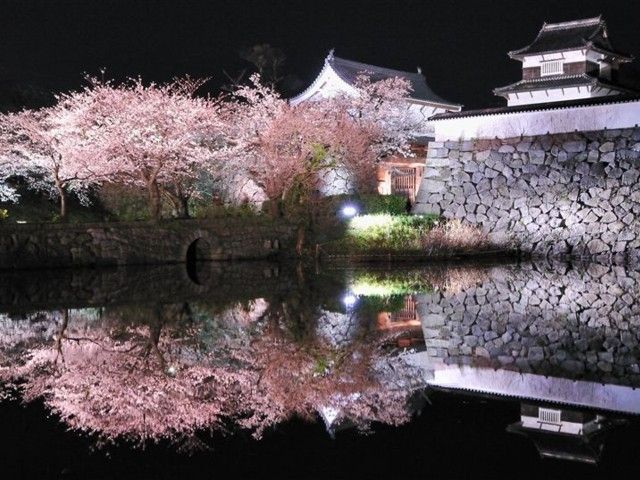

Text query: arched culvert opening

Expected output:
[186,238,212,285]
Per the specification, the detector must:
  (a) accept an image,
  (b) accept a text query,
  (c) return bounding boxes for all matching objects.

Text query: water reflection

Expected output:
[0,259,639,460]
[507,403,626,464]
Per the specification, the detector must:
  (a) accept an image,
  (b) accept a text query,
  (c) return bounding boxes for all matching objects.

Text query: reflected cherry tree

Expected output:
[0,297,423,447]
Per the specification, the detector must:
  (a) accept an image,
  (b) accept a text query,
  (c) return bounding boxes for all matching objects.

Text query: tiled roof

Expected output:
[429,94,640,121]
[328,55,459,107]
[509,16,632,60]
[493,73,625,95]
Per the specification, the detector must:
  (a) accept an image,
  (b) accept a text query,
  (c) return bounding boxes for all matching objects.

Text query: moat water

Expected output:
[1,259,639,478]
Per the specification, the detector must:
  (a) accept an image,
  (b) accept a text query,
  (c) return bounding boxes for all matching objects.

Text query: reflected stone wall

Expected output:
[0,262,291,312]
[414,128,640,260]
[417,261,640,387]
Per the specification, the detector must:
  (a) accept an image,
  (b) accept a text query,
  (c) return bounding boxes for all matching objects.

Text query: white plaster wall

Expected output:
[290,64,359,105]
[432,100,640,141]
[521,49,587,69]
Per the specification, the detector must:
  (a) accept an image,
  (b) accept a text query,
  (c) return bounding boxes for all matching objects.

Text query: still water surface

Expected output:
[1,259,639,478]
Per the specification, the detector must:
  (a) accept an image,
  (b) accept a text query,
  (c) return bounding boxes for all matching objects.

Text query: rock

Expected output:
[528,347,545,362]
[484,331,499,341]
[587,239,608,254]
[423,314,446,327]
[599,141,615,152]
[622,169,640,185]
[561,360,585,374]
[563,140,587,152]
[475,347,490,358]
[529,150,545,164]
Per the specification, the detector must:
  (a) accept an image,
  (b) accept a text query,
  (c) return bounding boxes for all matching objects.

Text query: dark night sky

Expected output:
[1,0,640,108]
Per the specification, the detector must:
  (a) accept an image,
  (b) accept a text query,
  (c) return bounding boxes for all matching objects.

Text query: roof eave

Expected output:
[407,97,463,111]
[588,45,634,63]
[509,44,634,62]
[428,95,640,122]
[493,78,598,96]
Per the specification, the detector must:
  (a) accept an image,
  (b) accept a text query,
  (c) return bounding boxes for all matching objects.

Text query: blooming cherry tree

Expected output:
[0,94,109,219]
[225,74,418,207]
[78,77,226,219]
[0,302,421,446]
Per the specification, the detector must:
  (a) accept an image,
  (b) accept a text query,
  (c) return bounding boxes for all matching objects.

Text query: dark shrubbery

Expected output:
[97,185,152,221]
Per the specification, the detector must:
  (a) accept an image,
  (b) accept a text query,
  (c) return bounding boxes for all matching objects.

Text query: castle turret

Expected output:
[494,16,635,106]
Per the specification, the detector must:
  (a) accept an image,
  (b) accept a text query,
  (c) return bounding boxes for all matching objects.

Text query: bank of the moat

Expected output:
[0,218,297,269]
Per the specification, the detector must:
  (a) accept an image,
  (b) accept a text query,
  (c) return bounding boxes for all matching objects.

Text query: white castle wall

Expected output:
[431,100,640,141]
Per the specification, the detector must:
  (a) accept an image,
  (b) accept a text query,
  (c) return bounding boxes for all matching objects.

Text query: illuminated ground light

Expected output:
[342,293,358,308]
[341,204,359,218]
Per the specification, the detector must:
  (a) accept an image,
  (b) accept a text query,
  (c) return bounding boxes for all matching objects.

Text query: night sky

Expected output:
[1,0,640,109]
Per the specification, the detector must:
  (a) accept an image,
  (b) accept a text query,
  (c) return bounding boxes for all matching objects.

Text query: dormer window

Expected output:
[541,61,563,76]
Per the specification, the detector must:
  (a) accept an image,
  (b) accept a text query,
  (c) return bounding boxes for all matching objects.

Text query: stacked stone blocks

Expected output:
[414,128,640,260]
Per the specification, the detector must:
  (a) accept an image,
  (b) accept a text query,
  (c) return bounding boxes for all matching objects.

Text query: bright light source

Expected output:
[342,293,358,308]
[341,204,358,218]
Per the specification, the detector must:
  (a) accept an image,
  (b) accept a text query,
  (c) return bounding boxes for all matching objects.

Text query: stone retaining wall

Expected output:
[0,218,296,269]
[413,127,640,260]
[416,261,640,387]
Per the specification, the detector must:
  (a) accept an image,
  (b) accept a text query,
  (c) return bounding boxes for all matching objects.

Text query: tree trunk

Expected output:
[166,192,190,219]
[54,309,69,362]
[178,197,190,219]
[55,183,68,222]
[147,181,161,220]
[295,224,305,256]
[266,198,280,218]
[168,184,190,219]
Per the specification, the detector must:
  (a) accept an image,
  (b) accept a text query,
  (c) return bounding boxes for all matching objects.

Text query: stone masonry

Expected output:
[0,218,296,269]
[413,127,640,261]
[417,260,640,387]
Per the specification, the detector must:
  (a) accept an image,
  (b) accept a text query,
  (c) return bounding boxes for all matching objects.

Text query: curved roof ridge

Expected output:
[288,54,345,105]
[330,55,423,79]
[542,15,602,31]
[328,53,461,108]
[506,15,626,59]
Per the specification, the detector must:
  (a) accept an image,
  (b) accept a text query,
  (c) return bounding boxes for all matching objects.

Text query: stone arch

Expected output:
[185,235,213,285]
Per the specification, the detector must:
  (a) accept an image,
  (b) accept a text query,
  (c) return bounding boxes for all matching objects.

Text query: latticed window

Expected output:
[541,61,563,76]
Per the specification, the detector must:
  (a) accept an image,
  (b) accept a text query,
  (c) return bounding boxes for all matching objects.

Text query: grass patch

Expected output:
[345,270,433,314]
[350,271,432,296]
[332,213,439,251]
[323,213,494,257]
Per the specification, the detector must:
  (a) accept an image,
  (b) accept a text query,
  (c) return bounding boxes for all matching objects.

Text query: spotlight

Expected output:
[342,293,357,308]
[341,204,358,218]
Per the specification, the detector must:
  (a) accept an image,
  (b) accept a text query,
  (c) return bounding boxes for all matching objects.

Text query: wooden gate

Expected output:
[390,167,423,204]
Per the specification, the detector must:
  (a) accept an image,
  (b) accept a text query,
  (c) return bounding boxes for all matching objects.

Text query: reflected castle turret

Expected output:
[507,403,627,464]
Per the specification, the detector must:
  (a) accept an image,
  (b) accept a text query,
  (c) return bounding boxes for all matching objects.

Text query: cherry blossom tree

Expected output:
[0,301,421,446]
[225,74,417,209]
[0,94,109,219]
[75,77,227,219]
[0,157,20,203]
